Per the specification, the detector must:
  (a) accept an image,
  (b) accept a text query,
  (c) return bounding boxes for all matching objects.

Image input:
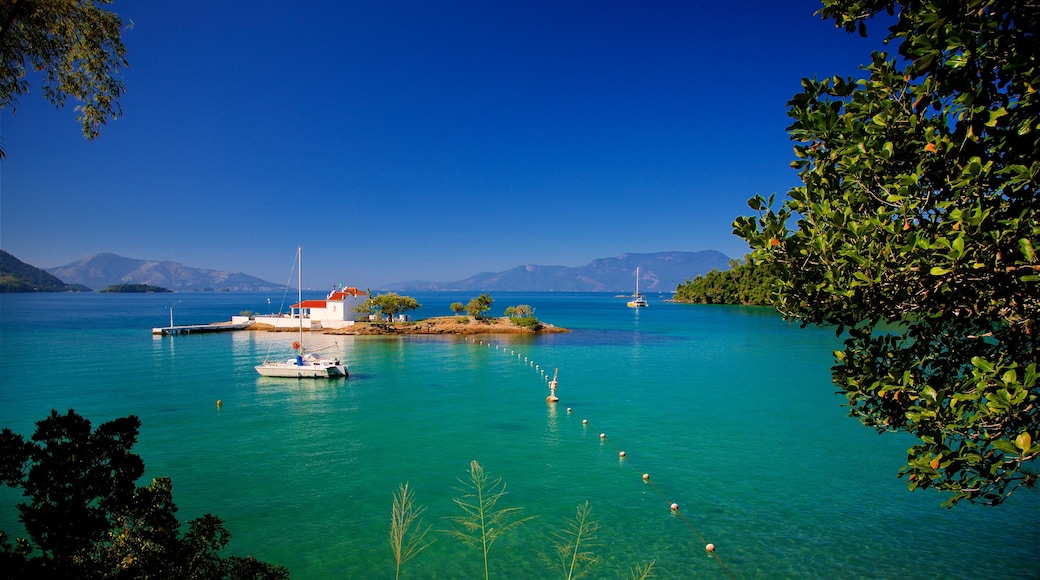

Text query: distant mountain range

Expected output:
[45,253,285,292]
[385,251,732,293]
[2,250,733,294]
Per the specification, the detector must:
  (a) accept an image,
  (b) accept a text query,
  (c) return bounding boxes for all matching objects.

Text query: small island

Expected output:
[99,283,173,293]
[246,292,568,335]
[323,316,569,335]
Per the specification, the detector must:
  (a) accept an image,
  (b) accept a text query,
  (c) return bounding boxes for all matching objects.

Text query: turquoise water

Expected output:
[1,292,1037,579]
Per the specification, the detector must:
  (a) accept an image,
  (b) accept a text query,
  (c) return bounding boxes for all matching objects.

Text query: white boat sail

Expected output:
[255,247,348,378]
[627,267,648,308]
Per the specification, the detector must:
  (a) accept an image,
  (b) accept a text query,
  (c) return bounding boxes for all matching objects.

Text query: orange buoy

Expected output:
[705,543,715,553]
[642,473,650,481]
[291,341,301,350]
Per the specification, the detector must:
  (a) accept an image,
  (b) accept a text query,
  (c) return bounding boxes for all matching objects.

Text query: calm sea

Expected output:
[1,292,1037,579]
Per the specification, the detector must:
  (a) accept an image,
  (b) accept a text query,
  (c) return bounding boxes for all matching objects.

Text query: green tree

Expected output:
[734,0,1038,507]
[450,302,466,316]
[466,293,493,319]
[0,409,288,578]
[0,0,129,157]
[364,292,422,321]
[674,258,775,305]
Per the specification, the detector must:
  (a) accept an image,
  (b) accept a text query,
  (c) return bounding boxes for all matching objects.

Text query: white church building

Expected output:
[246,287,369,330]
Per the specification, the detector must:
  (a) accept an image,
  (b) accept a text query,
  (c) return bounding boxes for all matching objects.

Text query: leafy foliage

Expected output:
[362,292,422,321]
[0,409,288,578]
[443,460,534,580]
[673,258,776,305]
[733,0,1039,506]
[505,304,542,329]
[0,0,128,151]
[466,293,494,319]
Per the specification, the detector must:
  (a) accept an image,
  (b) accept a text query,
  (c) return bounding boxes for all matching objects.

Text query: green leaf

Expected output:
[930,266,951,275]
[1019,238,1036,262]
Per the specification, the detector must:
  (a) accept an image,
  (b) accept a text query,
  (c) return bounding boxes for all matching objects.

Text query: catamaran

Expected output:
[255,247,348,378]
[627,267,648,308]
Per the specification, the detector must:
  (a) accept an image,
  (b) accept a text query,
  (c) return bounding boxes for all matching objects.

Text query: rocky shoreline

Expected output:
[248,316,569,336]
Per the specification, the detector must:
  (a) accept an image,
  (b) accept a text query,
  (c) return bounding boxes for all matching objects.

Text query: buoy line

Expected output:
[467,337,737,578]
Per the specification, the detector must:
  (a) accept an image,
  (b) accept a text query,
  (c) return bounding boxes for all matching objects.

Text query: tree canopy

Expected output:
[465,293,494,319]
[0,0,128,156]
[363,292,422,321]
[734,0,1038,507]
[0,409,288,578]
[673,258,775,305]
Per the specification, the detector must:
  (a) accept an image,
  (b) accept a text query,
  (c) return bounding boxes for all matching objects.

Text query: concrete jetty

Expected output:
[152,322,252,336]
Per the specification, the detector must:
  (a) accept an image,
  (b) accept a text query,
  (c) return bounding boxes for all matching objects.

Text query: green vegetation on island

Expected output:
[0,410,287,578]
[99,283,173,293]
[335,293,556,335]
[673,258,775,306]
[734,0,1038,507]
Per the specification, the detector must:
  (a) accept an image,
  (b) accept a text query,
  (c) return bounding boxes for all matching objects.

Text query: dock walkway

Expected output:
[152,322,252,335]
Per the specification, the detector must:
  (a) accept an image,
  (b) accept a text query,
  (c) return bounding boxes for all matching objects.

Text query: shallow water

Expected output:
[1,292,1036,578]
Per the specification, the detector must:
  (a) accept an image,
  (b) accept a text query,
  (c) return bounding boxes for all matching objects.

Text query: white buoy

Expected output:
[642,473,650,481]
[706,543,715,553]
[619,451,626,458]
[670,503,679,511]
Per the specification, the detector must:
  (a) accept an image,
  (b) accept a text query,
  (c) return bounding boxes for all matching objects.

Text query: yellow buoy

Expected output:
[216,399,223,408]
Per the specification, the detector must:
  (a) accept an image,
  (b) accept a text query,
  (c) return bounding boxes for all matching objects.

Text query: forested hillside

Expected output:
[0,250,90,292]
[672,258,775,306]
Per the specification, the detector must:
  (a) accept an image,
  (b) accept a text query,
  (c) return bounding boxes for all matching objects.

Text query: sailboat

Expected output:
[255,247,348,378]
[627,267,648,308]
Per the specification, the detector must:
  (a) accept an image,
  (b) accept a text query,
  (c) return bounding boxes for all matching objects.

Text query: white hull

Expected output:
[255,355,347,378]
[627,267,648,307]
[255,247,349,379]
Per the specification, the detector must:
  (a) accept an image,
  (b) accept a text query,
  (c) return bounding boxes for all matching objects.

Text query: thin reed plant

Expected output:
[443,460,535,580]
[543,500,600,580]
[389,482,435,580]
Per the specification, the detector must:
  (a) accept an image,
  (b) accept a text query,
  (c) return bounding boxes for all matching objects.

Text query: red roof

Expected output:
[327,287,367,300]
[292,300,328,309]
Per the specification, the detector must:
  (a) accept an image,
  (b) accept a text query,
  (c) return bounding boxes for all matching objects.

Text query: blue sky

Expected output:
[1,1,886,290]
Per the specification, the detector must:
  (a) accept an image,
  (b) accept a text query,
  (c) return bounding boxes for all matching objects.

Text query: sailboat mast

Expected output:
[297,246,304,353]
[635,267,640,296]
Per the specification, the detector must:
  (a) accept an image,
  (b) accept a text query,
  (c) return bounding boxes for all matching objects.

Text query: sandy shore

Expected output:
[248,316,569,335]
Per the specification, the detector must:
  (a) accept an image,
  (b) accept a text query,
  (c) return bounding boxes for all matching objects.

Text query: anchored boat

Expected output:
[627,267,648,308]
[255,247,347,378]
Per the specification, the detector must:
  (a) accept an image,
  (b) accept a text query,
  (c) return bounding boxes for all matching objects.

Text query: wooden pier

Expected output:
[152,322,252,336]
